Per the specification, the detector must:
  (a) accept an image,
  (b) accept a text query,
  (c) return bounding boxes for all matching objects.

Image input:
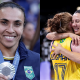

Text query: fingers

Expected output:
[72,36,80,45]
[78,37,80,45]
[54,53,57,59]
[72,37,75,45]
[51,48,55,52]
[72,37,78,45]
[52,44,56,48]
[52,52,55,57]
[57,43,61,46]
[52,43,61,47]
[0,74,8,80]
[52,52,57,59]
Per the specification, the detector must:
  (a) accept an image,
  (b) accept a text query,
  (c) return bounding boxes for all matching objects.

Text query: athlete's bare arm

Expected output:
[51,43,80,64]
[46,32,80,45]
[46,32,70,40]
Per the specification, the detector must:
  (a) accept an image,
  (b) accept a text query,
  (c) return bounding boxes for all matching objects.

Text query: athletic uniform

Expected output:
[50,37,80,80]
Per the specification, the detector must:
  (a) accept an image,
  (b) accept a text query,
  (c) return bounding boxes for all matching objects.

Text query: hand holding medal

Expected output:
[0,73,9,80]
[0,62,15,80]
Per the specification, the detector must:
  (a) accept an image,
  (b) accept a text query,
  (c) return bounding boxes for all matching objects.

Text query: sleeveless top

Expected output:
[50,37,80,80]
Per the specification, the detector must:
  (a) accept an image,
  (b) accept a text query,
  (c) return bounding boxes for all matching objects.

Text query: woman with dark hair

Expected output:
[0,1,40,80]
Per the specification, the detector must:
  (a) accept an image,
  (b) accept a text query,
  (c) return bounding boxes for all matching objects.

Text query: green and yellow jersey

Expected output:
[50,37,80,80]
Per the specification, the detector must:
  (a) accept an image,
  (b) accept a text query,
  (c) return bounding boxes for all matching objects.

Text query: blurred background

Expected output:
[40,1,80,80]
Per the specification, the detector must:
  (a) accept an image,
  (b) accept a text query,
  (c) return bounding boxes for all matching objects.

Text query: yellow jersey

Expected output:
[50,37,80,80]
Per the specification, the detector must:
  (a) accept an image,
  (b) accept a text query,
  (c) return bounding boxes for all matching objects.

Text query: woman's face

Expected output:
[72,13,80,35]
[0,7,24,48]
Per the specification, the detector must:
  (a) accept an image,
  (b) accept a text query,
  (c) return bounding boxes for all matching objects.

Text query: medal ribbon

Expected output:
[13,48,20,80]
[0,48,20,80]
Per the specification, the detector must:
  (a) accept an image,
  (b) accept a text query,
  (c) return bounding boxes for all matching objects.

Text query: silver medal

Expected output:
[0,62,15,79]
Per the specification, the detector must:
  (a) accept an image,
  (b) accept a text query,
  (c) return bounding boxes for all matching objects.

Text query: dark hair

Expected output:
[46,12,72,33]
[74,10,80,14]
[0,1,26,27]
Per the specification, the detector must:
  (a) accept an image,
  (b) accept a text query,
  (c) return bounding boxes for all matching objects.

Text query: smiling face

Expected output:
[72,13,80,35]
[0,7,24,48]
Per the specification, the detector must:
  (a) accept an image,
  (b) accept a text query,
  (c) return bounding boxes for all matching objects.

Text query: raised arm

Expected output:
[47,32,80,45]
[46,32,70,40]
